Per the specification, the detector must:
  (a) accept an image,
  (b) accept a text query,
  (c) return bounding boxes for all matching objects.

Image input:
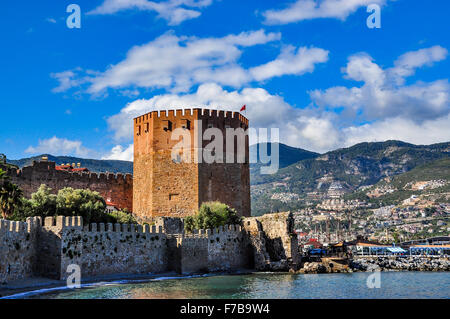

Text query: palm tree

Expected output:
[0,175,23,219]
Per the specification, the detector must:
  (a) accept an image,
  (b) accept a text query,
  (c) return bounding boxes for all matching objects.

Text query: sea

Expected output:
[3,272,449,299]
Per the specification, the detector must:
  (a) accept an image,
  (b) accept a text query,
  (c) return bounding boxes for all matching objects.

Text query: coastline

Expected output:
[0,269,256,299]
[2,260,449,299]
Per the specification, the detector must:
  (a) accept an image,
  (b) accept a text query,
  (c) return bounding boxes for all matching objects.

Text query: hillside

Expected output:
[249,143,319,177]
[251,140,450,215]
[345,157,450,206]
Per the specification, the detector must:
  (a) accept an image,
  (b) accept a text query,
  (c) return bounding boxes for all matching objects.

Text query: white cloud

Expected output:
[52,30,329,96]
[107,82,299,143]
[263,0,387,25]
[89,0,214,25]
[343,114,450,147]
[104,46,450,154]
[310,46,450,122]
[25,137,93,157]
[102,144,134,161]
[250,45,329,81]
[389,45,448,85]
[86,30,281,94]
[50,68,98,93]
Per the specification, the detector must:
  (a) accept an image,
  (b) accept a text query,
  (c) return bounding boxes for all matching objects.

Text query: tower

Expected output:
[133,108,250,223]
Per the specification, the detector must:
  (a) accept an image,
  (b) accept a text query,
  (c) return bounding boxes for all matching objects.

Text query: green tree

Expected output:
[56,187,106,223]
[0,169,24,219]
[29,184,57,217]
[106,209,137,224]
[184,202,242,232]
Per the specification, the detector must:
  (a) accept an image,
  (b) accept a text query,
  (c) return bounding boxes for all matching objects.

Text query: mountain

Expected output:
[345,157,450,206]
[251,140,450,215]
[6,154,134,174]
[249,143,319,178]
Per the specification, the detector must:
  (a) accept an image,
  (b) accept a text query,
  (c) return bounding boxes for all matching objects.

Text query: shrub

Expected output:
[106,209,137,224]
[184,202,242,232]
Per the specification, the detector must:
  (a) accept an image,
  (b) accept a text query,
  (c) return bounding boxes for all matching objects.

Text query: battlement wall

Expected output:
[0,217,41,283]
[134,108,248,125]
[2,162,133,212]
[177,224,251,274]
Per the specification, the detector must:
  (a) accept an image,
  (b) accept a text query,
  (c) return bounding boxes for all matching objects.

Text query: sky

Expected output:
[1,0,449,161]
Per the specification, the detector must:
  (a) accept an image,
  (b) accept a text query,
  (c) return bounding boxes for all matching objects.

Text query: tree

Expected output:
[106,209,137,224]
[56,187,106,224]
[0,170,24,219]
[184,202,242,232]
[30,184,57,217]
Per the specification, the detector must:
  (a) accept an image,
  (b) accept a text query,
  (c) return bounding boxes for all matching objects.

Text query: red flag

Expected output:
[240,105,246,112]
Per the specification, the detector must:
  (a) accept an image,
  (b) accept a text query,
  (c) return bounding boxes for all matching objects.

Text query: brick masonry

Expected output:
[133,108,251,222]
[1,161,133,212]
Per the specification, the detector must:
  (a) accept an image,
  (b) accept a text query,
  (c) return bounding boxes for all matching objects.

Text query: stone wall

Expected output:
[176,225,252,274]
[1,161,133,212]
[0,212,298,284]
[243,212,299,271]
[0,217,40,284]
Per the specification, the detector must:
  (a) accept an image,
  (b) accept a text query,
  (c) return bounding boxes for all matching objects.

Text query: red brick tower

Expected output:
[133,108,250,222]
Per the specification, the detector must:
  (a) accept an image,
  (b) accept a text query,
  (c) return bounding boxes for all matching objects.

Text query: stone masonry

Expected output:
[0,212,298,284]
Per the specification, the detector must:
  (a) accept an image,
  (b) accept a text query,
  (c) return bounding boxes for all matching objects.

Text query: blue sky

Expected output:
[1,0,449,160]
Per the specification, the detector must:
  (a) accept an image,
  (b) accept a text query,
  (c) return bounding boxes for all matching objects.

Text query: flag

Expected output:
[240,105,246,112]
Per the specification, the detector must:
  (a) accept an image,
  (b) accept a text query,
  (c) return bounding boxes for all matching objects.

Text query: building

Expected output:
[133,108,250,222]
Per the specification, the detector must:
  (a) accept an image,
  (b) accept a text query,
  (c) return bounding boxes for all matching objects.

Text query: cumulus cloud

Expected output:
[263,0,388,25]
[52,30,329,96]
[310,46,450,123]
[104,46,450,154]
[50,68,99,93]
[89,0,214,25]
[102,144,134,161]
[25,137,94,157]
[250,46,329,81]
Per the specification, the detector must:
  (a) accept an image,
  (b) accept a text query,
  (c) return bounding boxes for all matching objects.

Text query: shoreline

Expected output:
[0,269,256,299]
[2,265,449,299]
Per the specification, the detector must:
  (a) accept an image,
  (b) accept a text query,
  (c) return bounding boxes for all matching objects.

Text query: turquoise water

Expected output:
[15,272,450,299]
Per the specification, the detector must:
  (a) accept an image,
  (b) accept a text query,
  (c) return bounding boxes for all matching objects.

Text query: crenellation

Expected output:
[0,212,297,282]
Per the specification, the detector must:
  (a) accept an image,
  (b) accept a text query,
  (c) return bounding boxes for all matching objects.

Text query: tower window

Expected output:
[144,122,149,133]
[163,120,172,131]
[136,125,141,136]
[181,119,190,130]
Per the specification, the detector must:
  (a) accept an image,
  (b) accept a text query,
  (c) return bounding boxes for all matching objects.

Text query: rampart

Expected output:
[0,217,41,283]
[1,161,133,211]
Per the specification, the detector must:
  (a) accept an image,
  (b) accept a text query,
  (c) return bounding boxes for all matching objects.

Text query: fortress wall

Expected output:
[58,223,168,280]
[0,217,40,283]
[3,162,133,212]
[243,213,299,267]
[179,235,209,274]
[207,225,252,272]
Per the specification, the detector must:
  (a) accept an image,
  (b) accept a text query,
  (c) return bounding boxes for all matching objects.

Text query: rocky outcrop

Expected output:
[350,257,450,272]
